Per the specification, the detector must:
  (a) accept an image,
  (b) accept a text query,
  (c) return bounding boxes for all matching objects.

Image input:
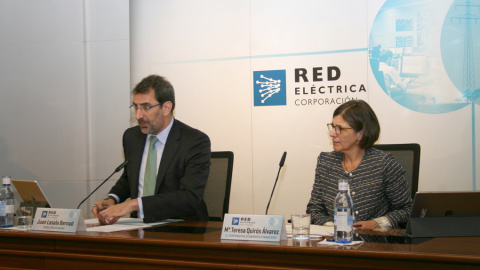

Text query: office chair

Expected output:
[374,144,420,199]
[204,151,234,221]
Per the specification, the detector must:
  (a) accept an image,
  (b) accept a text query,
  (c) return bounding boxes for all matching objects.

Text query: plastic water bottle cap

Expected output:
[1,176,11,185]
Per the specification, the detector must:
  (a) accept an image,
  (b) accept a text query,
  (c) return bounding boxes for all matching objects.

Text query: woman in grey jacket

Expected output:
[306,100,412,229]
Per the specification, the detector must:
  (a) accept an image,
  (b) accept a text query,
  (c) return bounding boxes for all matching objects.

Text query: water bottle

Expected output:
[334,178,353,243]
[0,176,15,227]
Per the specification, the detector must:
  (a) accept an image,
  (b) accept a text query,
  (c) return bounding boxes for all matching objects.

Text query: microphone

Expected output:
[266,152,287,215]
[76,160,128,209]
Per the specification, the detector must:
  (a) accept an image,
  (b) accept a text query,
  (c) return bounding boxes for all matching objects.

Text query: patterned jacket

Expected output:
[306,148,413,228]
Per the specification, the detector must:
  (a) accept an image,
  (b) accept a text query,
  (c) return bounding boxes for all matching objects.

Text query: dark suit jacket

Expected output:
[109,119,211,222]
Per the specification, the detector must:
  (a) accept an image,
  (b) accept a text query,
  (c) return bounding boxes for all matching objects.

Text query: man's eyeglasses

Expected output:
[129,102,164,113]
[327,123,353,135]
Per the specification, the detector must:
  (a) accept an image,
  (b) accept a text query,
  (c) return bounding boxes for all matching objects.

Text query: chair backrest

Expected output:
[373,144,420,199]
[204,151,234,221]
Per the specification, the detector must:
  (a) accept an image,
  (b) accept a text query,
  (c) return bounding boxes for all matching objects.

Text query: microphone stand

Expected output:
[266,152,287,215]
[77,160,128,209]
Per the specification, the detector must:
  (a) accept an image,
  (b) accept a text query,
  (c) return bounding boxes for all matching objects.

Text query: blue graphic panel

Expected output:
[370,0,479,189]
[369,0,479,114]
[441,0,480,105]
[253,70,287,106]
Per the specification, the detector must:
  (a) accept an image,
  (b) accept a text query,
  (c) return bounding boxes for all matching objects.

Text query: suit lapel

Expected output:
[131,128,147,198]
[155,120,180,192]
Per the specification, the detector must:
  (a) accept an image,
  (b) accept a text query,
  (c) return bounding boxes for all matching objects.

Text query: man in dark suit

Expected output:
[93,75,211,224]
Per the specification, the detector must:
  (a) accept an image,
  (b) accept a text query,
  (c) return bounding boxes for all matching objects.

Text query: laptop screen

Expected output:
[12,180,52,207]
[410,191,480,218]
[403,191,480,237]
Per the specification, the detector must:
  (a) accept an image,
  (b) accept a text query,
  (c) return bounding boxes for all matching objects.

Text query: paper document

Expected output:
[87,224,150,232]
[286,224,334,238]
[85,218,181,232]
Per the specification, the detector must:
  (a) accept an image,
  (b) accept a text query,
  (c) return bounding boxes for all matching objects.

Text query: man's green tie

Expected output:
[143,136,158,196]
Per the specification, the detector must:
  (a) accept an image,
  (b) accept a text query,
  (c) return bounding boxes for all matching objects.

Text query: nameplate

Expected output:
[32,208,86,233]
[221,214,286,242]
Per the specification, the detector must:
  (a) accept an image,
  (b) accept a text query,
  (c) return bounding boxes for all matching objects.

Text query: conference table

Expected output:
[0,220,479,270]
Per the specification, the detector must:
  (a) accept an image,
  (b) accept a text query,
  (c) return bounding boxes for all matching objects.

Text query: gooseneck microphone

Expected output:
[76,160,128,209]
[265,152,287,215]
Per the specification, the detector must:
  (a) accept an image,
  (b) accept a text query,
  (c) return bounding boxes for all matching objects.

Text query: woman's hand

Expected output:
[353,220,380,229]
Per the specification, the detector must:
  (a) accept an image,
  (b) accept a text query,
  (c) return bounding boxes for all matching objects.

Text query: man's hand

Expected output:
[97,199,139,225]
[92,197,116,220]
[353,220,380,229]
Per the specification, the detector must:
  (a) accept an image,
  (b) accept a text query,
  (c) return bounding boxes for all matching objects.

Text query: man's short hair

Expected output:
[133,75,176,111]
[333,100,380,149]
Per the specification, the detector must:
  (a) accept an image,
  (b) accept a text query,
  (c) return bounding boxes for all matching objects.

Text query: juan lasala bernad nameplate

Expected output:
[32,208,86,232]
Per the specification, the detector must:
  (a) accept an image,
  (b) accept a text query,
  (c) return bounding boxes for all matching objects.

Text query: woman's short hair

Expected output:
[333,99,380,149]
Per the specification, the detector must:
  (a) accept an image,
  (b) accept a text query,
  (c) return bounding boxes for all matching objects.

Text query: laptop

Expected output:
[403,191,480,237]
[12,180,53,208]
